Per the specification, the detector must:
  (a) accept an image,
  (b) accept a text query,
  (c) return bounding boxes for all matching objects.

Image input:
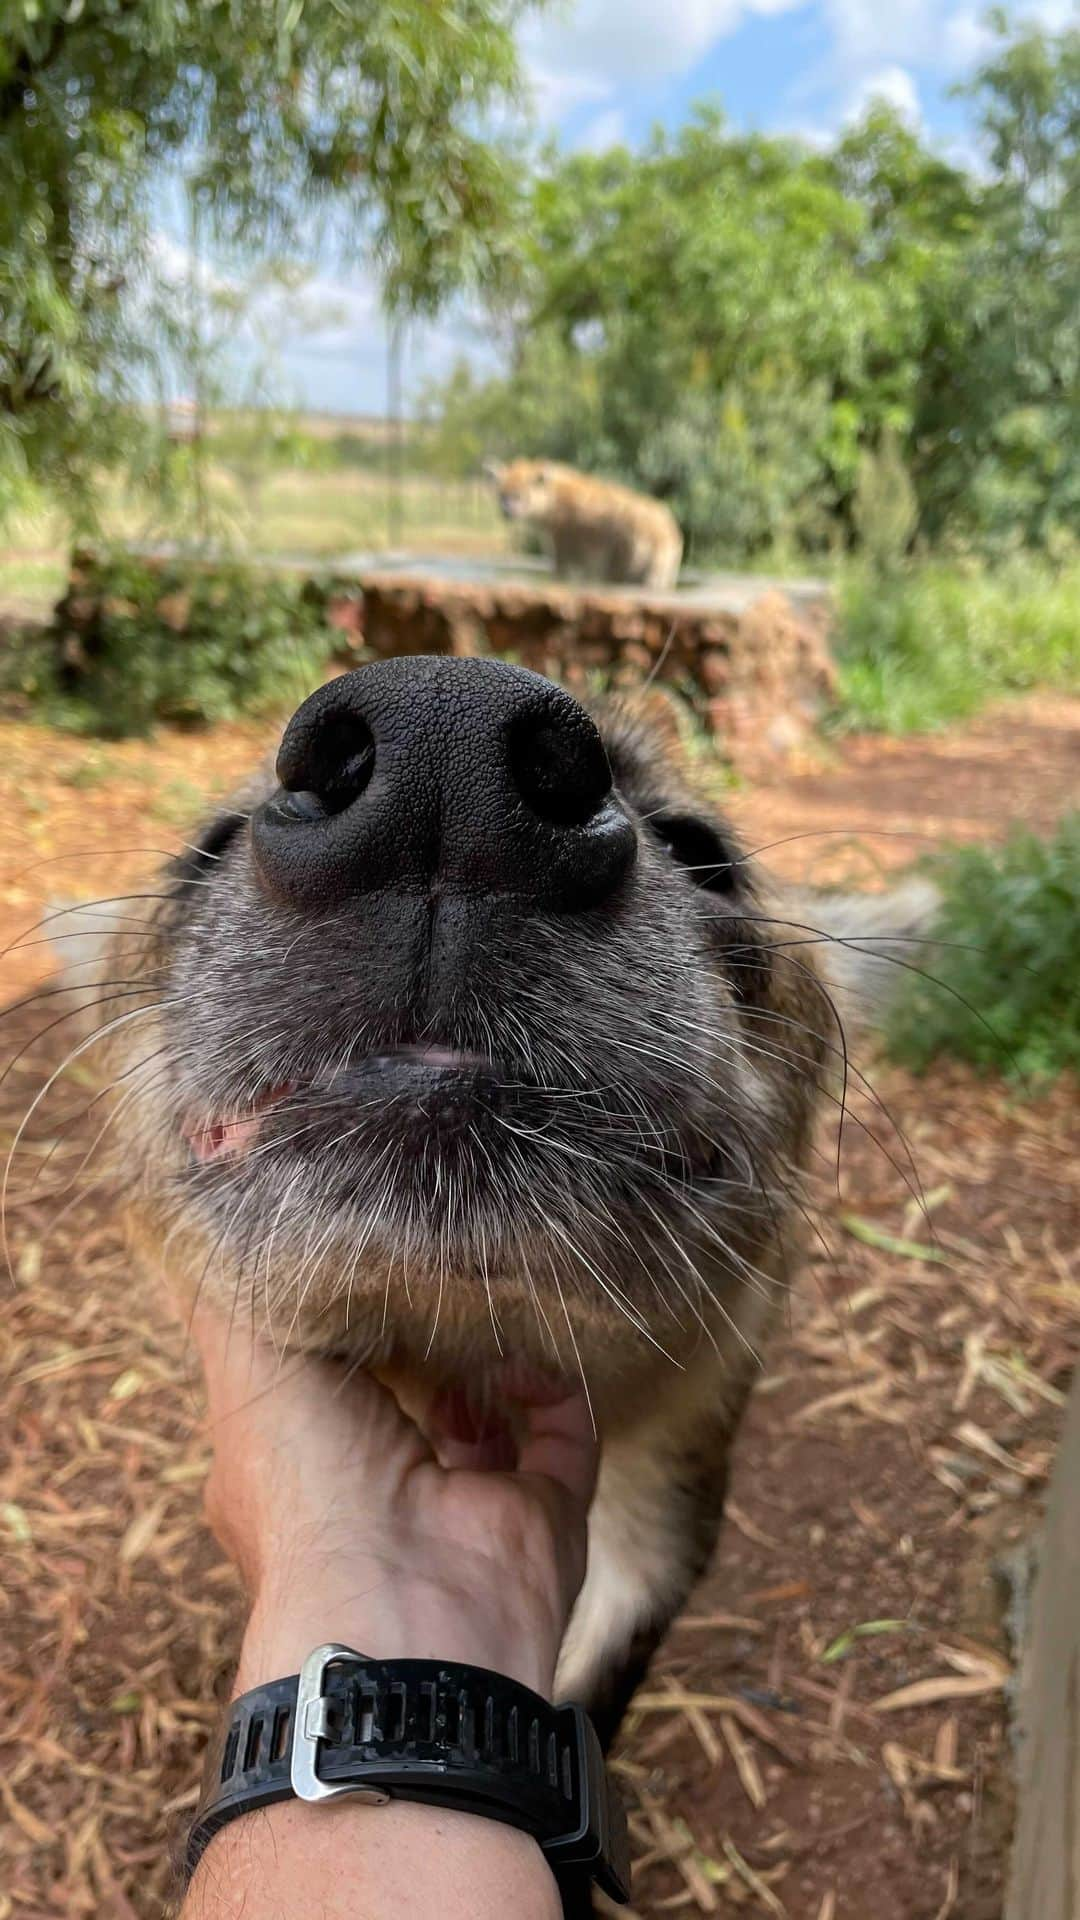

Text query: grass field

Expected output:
[0,464,509,618]
[834,560,1080,733]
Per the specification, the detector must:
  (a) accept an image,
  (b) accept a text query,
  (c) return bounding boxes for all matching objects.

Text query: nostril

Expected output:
[508,708,612,828]
[274,710,375,819]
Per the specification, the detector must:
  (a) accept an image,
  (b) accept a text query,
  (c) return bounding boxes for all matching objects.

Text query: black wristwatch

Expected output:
[186,1643,630,1905]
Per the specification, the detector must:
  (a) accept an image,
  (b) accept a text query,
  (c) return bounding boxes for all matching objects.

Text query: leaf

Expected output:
[821,1619,911,1664]
[119,1495,167,1564]
[108,1368,144,1402]
[840,1214,951,1263]
[1,1502,32,1545]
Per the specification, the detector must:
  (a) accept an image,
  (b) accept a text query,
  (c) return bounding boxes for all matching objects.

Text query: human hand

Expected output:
[191,1315,598,1701]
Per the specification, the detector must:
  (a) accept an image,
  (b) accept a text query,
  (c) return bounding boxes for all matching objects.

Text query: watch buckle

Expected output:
[291,1642,391,1806]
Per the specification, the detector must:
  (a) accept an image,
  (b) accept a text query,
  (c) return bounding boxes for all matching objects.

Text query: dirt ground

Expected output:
[1,691,1077,1919]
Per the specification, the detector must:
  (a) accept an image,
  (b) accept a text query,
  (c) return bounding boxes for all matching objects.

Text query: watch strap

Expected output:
[187,1646,630,1904]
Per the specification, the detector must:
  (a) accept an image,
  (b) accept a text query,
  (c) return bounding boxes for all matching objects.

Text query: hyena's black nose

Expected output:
[251,656,636,913]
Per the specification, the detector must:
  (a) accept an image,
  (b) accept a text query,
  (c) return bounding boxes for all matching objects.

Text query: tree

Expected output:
[931,13,1080,548]
[0,0,536,516]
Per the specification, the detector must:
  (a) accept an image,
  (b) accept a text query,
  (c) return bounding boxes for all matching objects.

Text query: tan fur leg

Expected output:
[556,1357,753,1743]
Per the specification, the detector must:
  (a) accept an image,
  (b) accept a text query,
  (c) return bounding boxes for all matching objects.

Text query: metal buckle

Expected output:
[290,1643,391,1806]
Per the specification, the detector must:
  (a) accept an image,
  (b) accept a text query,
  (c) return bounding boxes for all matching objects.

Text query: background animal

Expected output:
[484,459,683,590]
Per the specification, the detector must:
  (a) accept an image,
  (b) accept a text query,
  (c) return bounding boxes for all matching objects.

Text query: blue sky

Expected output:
[166,0,1073,416]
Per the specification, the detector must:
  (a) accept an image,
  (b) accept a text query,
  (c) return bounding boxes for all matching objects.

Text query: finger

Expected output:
[192,1310,434,1483]
[515,1385,599,1513]
[426,1384,518,1471]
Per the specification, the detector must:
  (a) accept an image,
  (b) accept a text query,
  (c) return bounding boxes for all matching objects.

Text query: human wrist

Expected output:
[235,1563,561,1700]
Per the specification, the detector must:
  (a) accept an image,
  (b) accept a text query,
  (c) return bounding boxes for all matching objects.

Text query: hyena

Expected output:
[485,459,683,591]
[57,656,931,1745]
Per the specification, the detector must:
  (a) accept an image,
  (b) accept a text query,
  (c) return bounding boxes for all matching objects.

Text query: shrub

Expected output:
[885,815,1080,1084]
[852,431,919,574]
[833,558,1080,733]
[23,552,336,737]
[634,379,835,563]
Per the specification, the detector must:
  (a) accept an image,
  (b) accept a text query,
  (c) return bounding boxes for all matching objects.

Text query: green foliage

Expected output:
[12,555,336,737]
[0,0,537,519]
[885,816,1080,1084]
[635,379,835,562]
[832,559,1080,734]
[928,13,1080,550]
[851,432,919,575]
[208,413,431,477]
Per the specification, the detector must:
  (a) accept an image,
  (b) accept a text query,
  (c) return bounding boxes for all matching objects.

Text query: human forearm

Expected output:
[182,1794,562,1920]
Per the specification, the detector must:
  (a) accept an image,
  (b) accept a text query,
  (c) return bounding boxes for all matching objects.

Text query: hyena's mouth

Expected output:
[180,1047,512,1165]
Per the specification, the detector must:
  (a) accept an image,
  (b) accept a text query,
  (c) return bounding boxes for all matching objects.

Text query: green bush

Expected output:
[851,432,919,575]
[833,559,1080,733]
[885,815,1080,1084]
[13,553,337,738]
[634,379,835,562]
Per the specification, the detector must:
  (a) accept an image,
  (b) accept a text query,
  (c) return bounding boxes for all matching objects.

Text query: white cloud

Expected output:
[527,63,612,121]
[575,106,629,152]
[818,0,938,74]
[1022,0,1080,23]
[781,0,1073,137]
[844,63,922,126]
[147,229,236,299]
[272,274,379,358]
[820,0,1074,88]
[945,0,1075,70]
[940,7,995,72]
[523,0,803,126]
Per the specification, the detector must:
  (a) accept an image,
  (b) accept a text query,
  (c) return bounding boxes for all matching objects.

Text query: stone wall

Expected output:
[331,570,837,769]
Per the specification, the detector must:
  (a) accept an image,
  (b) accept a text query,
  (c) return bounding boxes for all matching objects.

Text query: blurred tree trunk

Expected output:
[1006,1365,1080,1920]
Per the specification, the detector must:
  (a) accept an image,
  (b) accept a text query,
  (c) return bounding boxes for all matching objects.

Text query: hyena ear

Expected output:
[622,686,689,757]
[481,458,504,482]
[790,877,941,1026]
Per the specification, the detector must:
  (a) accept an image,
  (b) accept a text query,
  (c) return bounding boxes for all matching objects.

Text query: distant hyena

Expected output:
[485,458,683,590]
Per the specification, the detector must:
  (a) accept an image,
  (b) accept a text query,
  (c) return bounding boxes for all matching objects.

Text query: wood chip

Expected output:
[0,1772,54,1845]
[720,1713,766,1810]
[726,1500,780,1549]
[119,1495,168,1565]
[933,1857,960,1920]
[873,1674,1004,1713]
[722,1837,787,1917]
[679,1612,765,1635]
[934,1717,959,1772]
[661,1674,722,1768]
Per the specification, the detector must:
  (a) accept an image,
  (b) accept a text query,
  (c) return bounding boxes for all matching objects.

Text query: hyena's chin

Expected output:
[64,654,933,1387]
[166,1026,761,1372]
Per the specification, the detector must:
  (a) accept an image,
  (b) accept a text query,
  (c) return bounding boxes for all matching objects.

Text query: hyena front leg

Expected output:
[555,1406,741,1751]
